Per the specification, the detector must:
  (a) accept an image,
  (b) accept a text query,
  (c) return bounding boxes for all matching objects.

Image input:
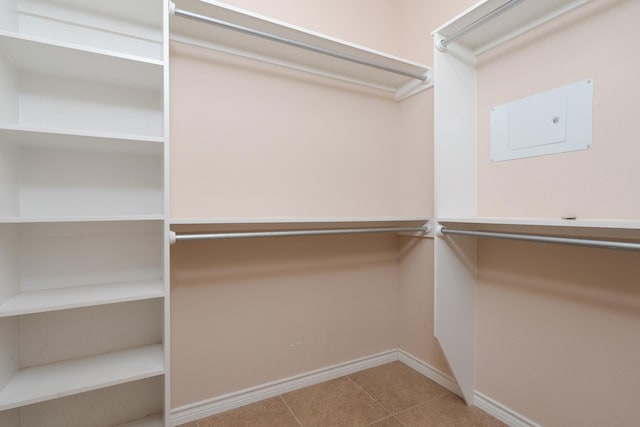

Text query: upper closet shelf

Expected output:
[434,0,591,54]
[169,0,432,101]
[0,0,164,60]
[0,31,163,90]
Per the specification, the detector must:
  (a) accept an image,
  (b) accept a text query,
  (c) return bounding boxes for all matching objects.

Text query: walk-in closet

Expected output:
[0,0,638,426]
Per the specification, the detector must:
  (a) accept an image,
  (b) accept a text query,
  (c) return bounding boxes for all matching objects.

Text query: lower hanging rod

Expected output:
[170,3,428,82]
[438,226,640,252]
[170,225,430,244]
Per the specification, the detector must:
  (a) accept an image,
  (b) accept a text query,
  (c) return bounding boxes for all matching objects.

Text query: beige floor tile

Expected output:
[394,392,506,427]
[349,362,448,413]
[177,423,198,427]
[196,397,300,427]
[367,416,405,426]
[282,376,389,427]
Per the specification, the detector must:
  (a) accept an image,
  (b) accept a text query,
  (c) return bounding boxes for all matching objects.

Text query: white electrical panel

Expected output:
[490,79,593,161]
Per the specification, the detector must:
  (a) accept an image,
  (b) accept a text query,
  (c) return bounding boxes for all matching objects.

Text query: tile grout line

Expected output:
[348,370,453,427]
[396,390,449,414]
[391,414,410,427]
[346,375,394,426]
[280,394,305,427]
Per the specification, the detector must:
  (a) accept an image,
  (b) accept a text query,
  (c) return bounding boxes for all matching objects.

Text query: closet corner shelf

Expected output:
[0,30,163,91]
[437,217,640,240]
[170,217,431,233]
[0,216,165,224]
[0,280,165,318]
[434,0,591,54]
[0,29,164,67]
[169,0,432,100]
[0,344,164,411]
[0,125,165,154]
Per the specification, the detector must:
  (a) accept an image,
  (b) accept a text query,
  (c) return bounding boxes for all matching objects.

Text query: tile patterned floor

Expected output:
[179,361,505,427]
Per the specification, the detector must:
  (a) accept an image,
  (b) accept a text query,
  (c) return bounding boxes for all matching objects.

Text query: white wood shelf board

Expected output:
[0,31,163,90]
[114,414,163,427]
[15,0,165,33]
[170,0,431,96]
[170,217,431,233]
[0,280,164,317]
[0,125,164,154]
[0,344,164,411]
[0,216,164,224]
[438,217,640,240]
[434,0,591,53]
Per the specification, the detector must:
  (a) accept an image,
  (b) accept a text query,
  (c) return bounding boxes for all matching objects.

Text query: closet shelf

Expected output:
[0,31,163,91]
[114,414,163,427]
[0,125,164,154]
[1,0,164,61]
[0,280,164,317]
[434,0,590,54]
[0,344,164,411]
[0,29,163,67]
[0,216,164,224]
[169,0,432,101]
[438,217,640,239]
[170,217,431,233]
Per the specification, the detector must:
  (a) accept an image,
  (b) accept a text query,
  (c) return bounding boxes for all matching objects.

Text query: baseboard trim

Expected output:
[474,391,541,427]
[170,349,397,426]
[396,349,461,397]
[170,349,538,427]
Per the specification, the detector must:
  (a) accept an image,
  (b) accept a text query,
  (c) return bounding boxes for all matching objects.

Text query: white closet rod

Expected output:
[170,225,430,244]
[437,0,526,49]
[169,2,428,82]
[438,226,640,252]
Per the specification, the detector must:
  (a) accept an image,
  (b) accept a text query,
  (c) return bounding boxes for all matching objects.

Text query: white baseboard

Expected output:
[474,391,541,427]
[397,351,540,427]
[170,349,397,426]
[396,349,461,396]
[171,349,538,427]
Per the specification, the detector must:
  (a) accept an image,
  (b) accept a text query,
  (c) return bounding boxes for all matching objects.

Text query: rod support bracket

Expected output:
[436,224,446,238]
[169,230,177,245]
[169,1,176,15]
[435,34,447,52]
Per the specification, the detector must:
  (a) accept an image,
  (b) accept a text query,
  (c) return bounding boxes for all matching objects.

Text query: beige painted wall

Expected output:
[169,0,449,409]
[171,234,401,406]
[474,1,640,425]
[478,239,640,426]
[477,0,640,219]
[170,42,403,219]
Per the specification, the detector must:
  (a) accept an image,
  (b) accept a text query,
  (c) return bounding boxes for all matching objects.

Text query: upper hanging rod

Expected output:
[169,2,428,82]
[437,0,526,50]
[437,226,640,252]
[170,224,430,244]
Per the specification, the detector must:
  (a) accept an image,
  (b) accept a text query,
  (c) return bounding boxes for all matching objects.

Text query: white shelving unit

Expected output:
[432,0,621,405]
[0,0,169,426]
[169,0,432,101]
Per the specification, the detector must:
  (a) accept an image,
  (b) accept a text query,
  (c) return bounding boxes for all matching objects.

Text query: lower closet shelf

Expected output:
[0,280,165,317]
[114,414,163,427]
[0,344,164,411]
